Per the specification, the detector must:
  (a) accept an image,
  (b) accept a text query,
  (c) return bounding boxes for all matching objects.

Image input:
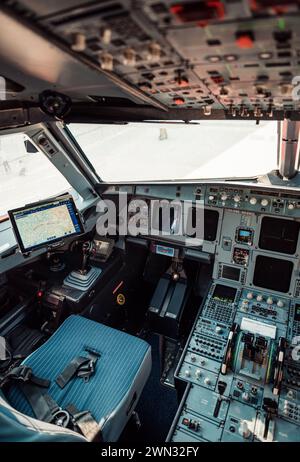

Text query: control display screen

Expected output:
[233,248,250,266]
[221,265,241,281]
[155,245,175,257]
[236,227,254,245]
[187,208,219,241]
[9,195,84,253]
[151,202,177,234]
[158,206,175,232]
[294,304,300,322]
[259,217,300,255]
[212,284,237,303]
[253,256,293,293]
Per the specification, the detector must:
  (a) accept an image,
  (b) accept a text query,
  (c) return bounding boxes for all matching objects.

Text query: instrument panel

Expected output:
[104,180,300,442]
[104,182,300,300]
[104,182,300,218]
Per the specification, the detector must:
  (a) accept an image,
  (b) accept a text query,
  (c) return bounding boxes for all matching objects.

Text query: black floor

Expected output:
[120,333,178,443]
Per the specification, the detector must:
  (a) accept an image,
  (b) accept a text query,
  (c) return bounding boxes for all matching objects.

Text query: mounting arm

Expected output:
[277,120,300,179]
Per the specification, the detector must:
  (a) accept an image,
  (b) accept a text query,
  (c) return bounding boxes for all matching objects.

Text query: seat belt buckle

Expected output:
[77,360,95,382]
[51,409,70,428]
[15,365,32,383]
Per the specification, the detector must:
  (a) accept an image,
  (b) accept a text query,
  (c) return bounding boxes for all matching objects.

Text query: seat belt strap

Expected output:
[0,365,65,425]
[1,365,99,436]
[66,404,103,442]
[56,350,100,389]
[21,382,61,423]
[0,365,50,389]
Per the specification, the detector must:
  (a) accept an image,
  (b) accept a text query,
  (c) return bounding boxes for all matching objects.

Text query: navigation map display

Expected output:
[8,195,84,253]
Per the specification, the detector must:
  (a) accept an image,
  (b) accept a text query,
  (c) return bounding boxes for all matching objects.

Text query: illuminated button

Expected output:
[267,297,274,305]
[256,294,263,302]
[215,326,223,334]
[185,369,191,377]
[247,292,254,300]
[249,197,257,205]
[277,300,284,308]
[175,75,189,87]
[235,33,254,49]
[259,51,273,60]
[242,392,250,402]
[288,203,295,210]
[261,199,269,207]
[225,54,238,62]
[173,97,185,106]
[234,195,241,203]
[207,55,222,63]
[209,195,215,201]
[221,194,228,201]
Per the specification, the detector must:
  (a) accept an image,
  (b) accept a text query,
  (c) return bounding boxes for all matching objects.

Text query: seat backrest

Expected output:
[0,391,87,442]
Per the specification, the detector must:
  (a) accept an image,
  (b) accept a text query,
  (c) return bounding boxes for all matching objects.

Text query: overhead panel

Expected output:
[1,0,300,117]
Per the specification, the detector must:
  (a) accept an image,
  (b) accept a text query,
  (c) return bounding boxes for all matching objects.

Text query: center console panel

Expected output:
[168,279,300,442]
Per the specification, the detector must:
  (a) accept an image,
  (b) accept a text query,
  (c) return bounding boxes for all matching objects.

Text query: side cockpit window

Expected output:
[0,133,71,221]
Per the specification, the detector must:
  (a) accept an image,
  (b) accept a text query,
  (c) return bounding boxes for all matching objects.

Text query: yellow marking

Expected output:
[117,293,126,306]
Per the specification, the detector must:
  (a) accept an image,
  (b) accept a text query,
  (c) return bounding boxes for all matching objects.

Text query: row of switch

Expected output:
[208,194,298,210]
[282,401,300,421]
[245,292,285,307]
[208,194,269,206]
[184,368,212,386]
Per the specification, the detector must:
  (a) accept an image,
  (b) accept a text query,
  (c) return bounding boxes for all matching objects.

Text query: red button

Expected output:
[177,77,189,87]
[236,34,254,49]
[173,97,185,105]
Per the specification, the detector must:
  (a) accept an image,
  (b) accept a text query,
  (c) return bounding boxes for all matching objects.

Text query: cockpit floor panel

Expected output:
[120,333,178,443]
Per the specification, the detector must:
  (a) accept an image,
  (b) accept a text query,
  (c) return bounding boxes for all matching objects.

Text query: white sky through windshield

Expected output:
[0,133,72,217]
[69,120,278,182]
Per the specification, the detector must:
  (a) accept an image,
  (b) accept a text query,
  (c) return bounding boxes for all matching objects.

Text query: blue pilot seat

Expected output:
[1,315,151,442]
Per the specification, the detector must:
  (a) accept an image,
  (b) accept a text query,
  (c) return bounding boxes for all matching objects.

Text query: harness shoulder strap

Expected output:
[21,382,61,422]
[0,365,50,389]
[1,359,101,439]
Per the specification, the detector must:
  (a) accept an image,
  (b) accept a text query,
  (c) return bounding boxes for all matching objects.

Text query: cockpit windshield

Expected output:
[0,132,72,219]
[68,120,278,182]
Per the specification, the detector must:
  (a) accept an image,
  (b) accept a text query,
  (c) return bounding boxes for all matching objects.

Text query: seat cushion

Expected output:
[0,391,86,442]
[6,315,151,441]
